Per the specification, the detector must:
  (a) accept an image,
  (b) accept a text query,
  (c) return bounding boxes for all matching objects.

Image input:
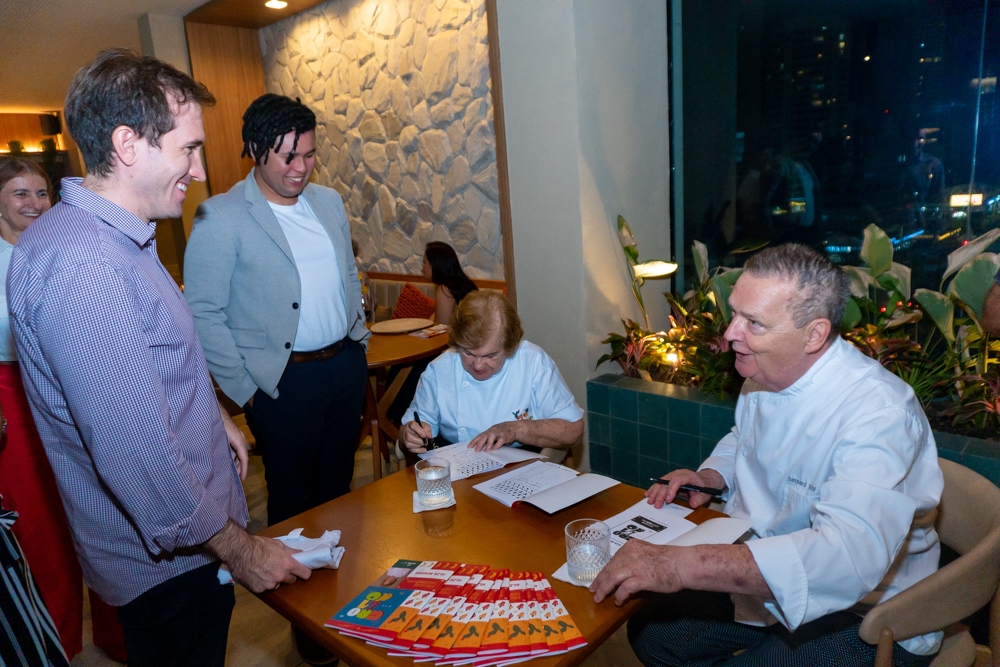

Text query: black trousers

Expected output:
[627,589,935,667]
[246,338,367,526]
[117,562,234,667]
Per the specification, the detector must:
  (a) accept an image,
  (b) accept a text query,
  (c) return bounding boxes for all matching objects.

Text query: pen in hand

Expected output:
[414,412,432,450]
[649,478,726,496]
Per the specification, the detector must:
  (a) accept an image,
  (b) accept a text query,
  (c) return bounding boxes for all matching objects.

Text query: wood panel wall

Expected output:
[0,113,61,153]
[485,0,516,307]
[185,22,266,197]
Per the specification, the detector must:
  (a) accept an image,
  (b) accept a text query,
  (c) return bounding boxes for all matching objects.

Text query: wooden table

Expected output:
[257,461,725,667]
[361,330,449,481]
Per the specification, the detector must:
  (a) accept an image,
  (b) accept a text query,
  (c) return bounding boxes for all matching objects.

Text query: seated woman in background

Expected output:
[423,241,478,324]
[401,291,584,454]
[387,242,479,425]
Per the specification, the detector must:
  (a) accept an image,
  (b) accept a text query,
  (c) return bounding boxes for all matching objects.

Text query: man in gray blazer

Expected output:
[185,94,369,530]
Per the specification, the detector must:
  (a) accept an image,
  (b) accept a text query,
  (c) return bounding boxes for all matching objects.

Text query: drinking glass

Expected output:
[565,519,610,585]
[415,458,454,508]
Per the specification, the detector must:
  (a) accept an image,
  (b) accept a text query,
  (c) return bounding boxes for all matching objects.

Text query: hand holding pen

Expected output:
[402,413,434,454]
[644,468,728,510]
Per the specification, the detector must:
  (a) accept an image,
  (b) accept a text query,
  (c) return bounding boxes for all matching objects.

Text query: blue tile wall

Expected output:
[587,373,1000,489]
[587,374,736,484]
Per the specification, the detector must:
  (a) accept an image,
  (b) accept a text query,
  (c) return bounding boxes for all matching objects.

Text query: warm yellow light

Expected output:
[633,261,678,279]
[265,0,287,7]
[666,352,679,364]
[864,55,871,61]
[950,194,983,207]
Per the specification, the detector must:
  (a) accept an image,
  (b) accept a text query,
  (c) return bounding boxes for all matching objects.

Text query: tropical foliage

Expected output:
[599,221,1000,436]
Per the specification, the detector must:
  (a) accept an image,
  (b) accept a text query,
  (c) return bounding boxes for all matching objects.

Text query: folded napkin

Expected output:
[216,527,345,585]
[552,563,591,588]
[276,528,346,569]
[412,491,456,513]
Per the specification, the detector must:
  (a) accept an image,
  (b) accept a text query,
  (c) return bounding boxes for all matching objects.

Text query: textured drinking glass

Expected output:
[415,458,454,508]
[565,519,610,585]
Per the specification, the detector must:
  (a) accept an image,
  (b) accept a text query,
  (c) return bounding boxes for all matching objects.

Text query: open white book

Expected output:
[416,442,545,481]
[553,499,755,586]
[473,460,620,513]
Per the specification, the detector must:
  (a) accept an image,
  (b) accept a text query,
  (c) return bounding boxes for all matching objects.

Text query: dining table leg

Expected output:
[363,375,382,482]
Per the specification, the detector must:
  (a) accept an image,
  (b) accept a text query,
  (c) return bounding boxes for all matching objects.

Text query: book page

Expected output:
[603,500,697,553]
[518,474,620,514]
[418,443,544,481]
[667,517,754,546]
[473,461,578,507]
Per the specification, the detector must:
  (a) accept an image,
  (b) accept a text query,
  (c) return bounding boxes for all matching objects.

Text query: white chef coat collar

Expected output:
[746,336,847,402]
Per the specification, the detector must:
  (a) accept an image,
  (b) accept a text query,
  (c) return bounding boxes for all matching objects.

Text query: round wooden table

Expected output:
[361,328,449,481]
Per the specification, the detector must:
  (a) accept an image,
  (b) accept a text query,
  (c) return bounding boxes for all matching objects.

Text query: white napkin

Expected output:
[412,491,456,513]
[552,563,590,588]
[275,528,346,569]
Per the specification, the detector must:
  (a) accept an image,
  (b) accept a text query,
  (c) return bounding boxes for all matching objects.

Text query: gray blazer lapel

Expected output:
[244,169,296,267]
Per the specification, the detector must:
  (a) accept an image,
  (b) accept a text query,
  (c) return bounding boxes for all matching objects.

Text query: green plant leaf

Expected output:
[914,288,955,343]
[886,262,911,300]
[950,254,998,321]
[710,274,735,323]
[860,224,893,278]
[840,297,862,333]
[623,245,639,264]
[941,228,1000,290]
[843,266,874,299]
[617,215,636,249]
[719,267,743,287]
[692,240,709,285]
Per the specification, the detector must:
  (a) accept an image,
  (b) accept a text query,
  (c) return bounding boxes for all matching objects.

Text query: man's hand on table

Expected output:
[402,420,433,454]
[589,539,686,605]
[467,421,519,452]
[645,468,726,509]
[206,520,311,593]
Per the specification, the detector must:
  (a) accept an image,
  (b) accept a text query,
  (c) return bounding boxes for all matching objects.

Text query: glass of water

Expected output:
[415,458,454,508]
[565,519,610,585]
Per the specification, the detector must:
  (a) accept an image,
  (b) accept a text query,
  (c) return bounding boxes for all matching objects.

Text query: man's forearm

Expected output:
[678,544,773,598]
[513,418,583,449]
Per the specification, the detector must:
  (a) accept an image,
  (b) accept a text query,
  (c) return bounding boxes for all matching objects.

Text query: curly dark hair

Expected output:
[241,94,316,165]
[64,49,215,178]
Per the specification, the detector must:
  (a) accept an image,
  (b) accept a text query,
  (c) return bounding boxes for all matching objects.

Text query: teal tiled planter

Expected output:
[587,373,1000,488]
[587,374,737,488]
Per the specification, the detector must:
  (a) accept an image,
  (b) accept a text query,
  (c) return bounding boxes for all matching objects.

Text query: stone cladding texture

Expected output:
[259,0,503,278]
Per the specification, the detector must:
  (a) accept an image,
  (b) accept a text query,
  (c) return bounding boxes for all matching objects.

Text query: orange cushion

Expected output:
[392,283,436,319]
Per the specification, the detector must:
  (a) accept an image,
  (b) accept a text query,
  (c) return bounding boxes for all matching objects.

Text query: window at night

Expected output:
[677,0,999,290]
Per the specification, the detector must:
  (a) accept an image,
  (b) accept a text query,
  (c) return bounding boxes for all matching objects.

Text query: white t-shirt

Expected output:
[268,198,348,351]
[402,340,584,444]
[700,337,943,655]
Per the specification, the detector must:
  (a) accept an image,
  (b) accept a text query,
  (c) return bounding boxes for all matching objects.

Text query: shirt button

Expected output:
[292,302,299,309]
[460,428,467,433]
[462,381,469,388]
[285,342,291,349]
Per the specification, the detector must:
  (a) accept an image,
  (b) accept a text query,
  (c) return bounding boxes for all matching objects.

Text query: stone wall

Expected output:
[259,0,503,279]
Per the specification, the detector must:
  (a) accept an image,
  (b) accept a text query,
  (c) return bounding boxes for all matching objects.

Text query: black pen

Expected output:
[649,478,726,496]
[414,412,433,450]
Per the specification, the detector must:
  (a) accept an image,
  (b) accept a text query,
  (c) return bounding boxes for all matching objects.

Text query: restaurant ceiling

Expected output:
[184,0,329,29]
[1,0,208,113]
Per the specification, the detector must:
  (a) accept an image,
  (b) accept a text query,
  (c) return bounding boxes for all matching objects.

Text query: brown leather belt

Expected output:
[290,339,345,364]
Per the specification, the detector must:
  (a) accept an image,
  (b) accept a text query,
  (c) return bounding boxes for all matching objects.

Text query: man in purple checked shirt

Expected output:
[6,49,311,666]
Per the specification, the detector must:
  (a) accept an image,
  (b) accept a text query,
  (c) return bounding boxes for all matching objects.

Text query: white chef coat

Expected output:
[402,340,583,444]
[699,336,943,655]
